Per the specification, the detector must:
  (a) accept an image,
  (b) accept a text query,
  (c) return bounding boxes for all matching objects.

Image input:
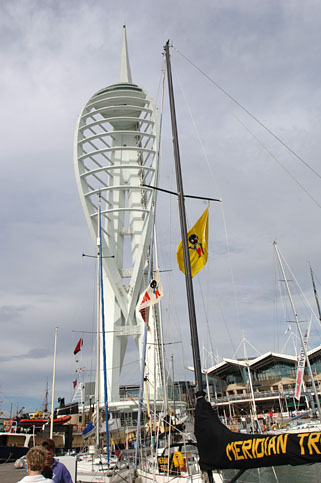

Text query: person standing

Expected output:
[42,439,73,483]
[17,446,53,482]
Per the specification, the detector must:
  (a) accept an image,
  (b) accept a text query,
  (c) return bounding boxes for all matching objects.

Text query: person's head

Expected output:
[42,464,53,478]
[26,446,46,474]
[42,438,56,467]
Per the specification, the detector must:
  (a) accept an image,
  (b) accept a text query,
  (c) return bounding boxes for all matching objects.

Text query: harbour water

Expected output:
[2,461,321,483]
[224,463,321,482]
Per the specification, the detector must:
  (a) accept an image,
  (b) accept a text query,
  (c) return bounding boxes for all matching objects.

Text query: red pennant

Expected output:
[74,338,83,355]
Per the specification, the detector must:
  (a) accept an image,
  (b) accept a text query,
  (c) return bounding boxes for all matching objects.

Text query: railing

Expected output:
[214,389,319,404]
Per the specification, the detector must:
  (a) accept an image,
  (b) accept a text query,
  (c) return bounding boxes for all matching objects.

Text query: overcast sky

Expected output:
[1,0,321,416]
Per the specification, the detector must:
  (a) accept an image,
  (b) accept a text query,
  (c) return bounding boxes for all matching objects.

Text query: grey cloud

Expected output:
[0,305,29,323]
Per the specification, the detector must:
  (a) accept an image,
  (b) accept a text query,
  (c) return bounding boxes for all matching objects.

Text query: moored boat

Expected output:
[18,415,71,428]
[0,432,30,464]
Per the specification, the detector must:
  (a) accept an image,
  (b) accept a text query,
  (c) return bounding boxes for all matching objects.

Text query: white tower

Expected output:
[74,27,162,405]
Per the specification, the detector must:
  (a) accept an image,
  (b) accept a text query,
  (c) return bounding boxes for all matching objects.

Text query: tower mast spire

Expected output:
[119,25,132,83]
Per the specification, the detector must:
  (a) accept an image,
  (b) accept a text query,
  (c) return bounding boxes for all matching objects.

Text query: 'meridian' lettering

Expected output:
[225,435,289,462]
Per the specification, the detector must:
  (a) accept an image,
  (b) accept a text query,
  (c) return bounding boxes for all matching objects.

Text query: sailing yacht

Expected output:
[130,36,223,482]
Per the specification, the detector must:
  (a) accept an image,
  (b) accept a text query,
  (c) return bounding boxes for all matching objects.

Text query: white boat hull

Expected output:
[136,467,223,483]
[76,465,133,483]
[59,454,134,483]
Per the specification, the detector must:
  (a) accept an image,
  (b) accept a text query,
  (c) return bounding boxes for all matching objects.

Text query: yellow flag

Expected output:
[176,206,209,277]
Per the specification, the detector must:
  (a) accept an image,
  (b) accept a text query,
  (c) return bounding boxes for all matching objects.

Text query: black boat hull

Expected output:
[0,446,28,464]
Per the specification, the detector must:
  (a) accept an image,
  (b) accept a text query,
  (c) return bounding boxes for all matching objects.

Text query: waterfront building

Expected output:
[204,345,321,420]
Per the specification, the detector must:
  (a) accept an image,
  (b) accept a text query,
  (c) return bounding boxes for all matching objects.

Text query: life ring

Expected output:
[172,451,185,471]
[80,424,85,432]
[73,424,78,433]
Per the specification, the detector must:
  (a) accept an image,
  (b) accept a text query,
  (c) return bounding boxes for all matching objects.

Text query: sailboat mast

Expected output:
[310,264,321,326]
[99,195,110,461]
[164,41,203,392]
[95,200,101,448]
[44,378,48,413]
[274,242,321,416]
[50,326,58,439]
[243,337,258,426]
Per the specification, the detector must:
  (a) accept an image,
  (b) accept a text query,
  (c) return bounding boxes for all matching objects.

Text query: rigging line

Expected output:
[173,50,321,212]
[174,46,321,181]
[173,59,244,347]
[273,250,289,353]
[147,341,181,345]
[87,254,97,387]
[82,358,141,372]
[196,274,215,362]
[154,56,167,107]
[142,184,221,202]
[158,98,190,384]
[239,117,321,210]
[275,252,296,344]
[212,289,239,368]
[165,266,189,382]
[277,245,321,337]
[135,55,166,468]
[312,269,321,288]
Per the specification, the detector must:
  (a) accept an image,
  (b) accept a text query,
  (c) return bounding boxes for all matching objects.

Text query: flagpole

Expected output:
[50,326,58,439]
[164,41,203,392]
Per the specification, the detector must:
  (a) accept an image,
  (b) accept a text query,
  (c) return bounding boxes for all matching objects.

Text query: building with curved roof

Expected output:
[204,345,321,420]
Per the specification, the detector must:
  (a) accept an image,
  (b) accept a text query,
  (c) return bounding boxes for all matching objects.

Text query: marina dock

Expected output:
[0,463,26,483]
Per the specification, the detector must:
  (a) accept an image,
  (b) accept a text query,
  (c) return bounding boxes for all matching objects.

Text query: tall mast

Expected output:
[99,193,110,460]
[134,51,164,471]
[50,326,58,439]
[310,264,321,326]
[164,41,203,392]
[44,378,48,413]
[95,202,101,448]
[242,336,258,427]
[274,242,321,416]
